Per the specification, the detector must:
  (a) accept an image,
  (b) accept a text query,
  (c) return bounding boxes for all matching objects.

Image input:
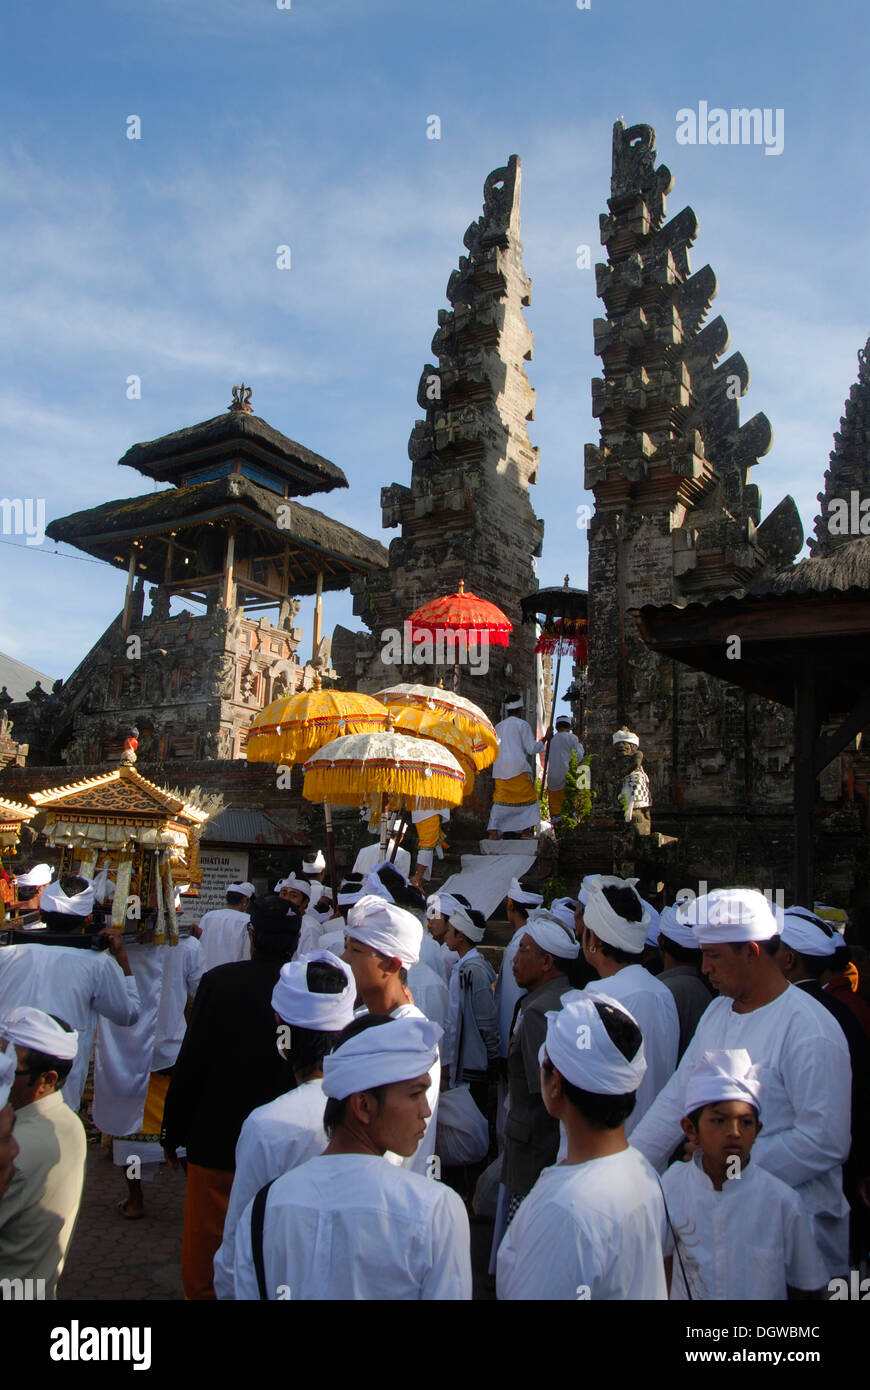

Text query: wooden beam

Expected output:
[223,531,236,609]
[121,549,137,635]
[793,662,817,906]
[312,570,323,661]
[813,687,870,775]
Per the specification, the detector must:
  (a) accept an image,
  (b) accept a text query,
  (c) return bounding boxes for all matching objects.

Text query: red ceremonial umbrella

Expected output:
[407,579,513,647]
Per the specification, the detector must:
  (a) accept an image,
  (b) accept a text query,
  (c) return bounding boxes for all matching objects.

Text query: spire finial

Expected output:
[230,384,253,414]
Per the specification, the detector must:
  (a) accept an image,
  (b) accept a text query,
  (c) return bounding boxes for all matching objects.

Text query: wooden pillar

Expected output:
[279,545,291,628]
[312,570,323,659]
[121,549,137,635]
[164,533,176,585]
[222,532,236,609]
[793,661,816,906]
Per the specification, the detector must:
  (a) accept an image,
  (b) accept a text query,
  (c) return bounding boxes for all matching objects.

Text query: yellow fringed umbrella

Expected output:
[373,683,499,783]
[246,680,390,893]
[246,684,389,764]
[302,727,466,859]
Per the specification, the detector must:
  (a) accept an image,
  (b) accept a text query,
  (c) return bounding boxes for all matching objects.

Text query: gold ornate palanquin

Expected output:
[28,767,208,943]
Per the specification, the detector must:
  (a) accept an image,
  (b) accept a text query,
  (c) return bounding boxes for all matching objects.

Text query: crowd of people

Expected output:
[0,846,868,1301]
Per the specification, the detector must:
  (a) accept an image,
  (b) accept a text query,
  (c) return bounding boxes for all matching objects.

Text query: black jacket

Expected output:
[161,954,293,1171]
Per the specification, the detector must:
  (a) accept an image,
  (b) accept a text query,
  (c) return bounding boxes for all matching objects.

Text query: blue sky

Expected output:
[2,0,868,695]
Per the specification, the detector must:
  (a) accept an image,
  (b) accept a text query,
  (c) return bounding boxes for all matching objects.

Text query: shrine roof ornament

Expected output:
[28,765,209,825]
[116,390,348,498]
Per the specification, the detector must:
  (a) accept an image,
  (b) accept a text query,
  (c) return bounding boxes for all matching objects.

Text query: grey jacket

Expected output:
[453,951,500,1081]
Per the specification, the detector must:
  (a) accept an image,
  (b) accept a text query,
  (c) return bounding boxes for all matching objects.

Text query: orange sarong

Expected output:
[416,814,441,849]
[181,1163,234,1300]
[548,788,565,816]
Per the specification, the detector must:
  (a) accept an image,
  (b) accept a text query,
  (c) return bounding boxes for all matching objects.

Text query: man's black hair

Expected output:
[658,932,702,966]
[542,1001,642,1129]
[284,961,352,1076]
[601,884,643,922]
[376,864,425,912]
[787,949,828,982]
[451,892,471,909]
[225,890,249,909]
[322,1014,393,1135]
[508,881,539,923]
[39,874,92,934]
[15,884,41,904]
[18,1015,75,1090]
[249,895,299,962]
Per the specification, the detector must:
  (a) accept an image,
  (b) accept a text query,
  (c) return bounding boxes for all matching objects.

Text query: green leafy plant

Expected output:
[557,752,596,837]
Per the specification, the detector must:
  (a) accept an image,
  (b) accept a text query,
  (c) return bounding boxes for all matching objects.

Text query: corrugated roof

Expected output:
[201,807,308,847]
[0,652,56,703]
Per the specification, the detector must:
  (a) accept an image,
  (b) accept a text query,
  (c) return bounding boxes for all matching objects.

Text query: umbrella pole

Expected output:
[389,813,408,864]
[378,794,389,859]
[323,801,338,904]
[540,648,564,794]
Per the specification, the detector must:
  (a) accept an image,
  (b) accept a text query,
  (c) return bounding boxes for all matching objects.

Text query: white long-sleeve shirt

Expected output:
[0,942,141,1111]
[631,984,852,1278]
[494,927,526,1057]
[196,908,251,972]
[546,731,584,789]
[491,717,545,781]
[214,1079,328,1301]
[583,969,680,1133]
[661,1151,827,1300]
[497,1148,667,1300]
[232,1153,471,1300]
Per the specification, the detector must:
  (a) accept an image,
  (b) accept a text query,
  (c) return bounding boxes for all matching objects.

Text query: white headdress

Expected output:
[581,874,649,954]
[0,1006,78,1060]
[541,993,646,1095]
[346,895,423,967]
[270,951,356,1031]
[321,1016,442,1100]
[683,1049,763,1120]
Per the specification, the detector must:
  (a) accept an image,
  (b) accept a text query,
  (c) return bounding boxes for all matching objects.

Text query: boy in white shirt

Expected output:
[661,1049,827,1300]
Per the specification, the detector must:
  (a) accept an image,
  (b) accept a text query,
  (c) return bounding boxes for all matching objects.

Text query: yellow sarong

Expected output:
[548,788,564,816]
[492,772,537,806]
[142,1072,171,1135]
[416,814,441,849]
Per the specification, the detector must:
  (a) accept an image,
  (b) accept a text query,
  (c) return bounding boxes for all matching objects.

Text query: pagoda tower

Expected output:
[811,337,870,556]
[584,121,802,818]
[349,155,544,720]
[37,388,386,766]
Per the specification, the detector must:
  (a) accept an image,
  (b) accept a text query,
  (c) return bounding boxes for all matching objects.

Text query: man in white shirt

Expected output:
[498,992,667,1300]
[487,696,548,839]
[631,888,852,1280]
[578,874,680,1132]
[0,1008,86,1297]
[232,1014,471,1299]
[494,879,545,1060]
[93,933,204,1217]
[546,717,583,822]
[214,948,356,1299]
[0,876,140,1111]
[195,882,254,972]
[342,894,441,1174]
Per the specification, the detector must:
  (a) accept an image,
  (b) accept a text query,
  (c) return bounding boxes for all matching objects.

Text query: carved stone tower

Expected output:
[584,121,802,822]
[811,337,870,556]
[349,156,544,720]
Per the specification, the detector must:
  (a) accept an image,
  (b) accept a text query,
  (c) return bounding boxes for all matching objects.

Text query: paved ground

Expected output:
[59,1143,186,1301]
[58,1141,496,1301]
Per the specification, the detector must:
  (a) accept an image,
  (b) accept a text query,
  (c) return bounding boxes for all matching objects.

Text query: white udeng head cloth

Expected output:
[541,993,646,1095]
[508,878,544,908]
[0,1006,79,1060]
[581,874,650,955]
[524,909,580,960]
[321,1015,443,1100]
[270,951,357,1031]
[781,907,837,958]
[658,904,702,952]
[39,878,94,918]
[446,902,484,944]
[683,1048,763,1121]
[548,897,579,934]
[0,1048,14,1110]
[227,881,255,899]
[302,850,326,873]
[15,864,53,888]
[346,894,423,967]
[677,888,779,944]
